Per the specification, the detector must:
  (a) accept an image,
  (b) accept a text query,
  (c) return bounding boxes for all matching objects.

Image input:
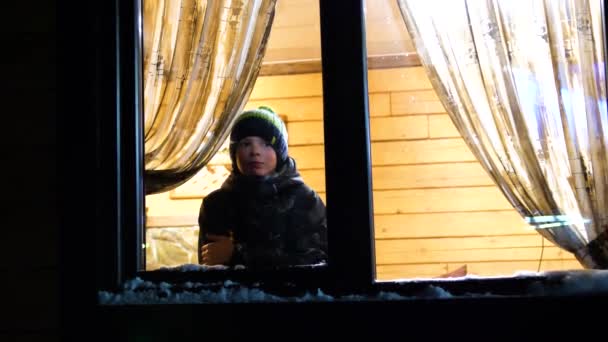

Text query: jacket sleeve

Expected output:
[288,187,328,266]
[230,186,328,268]
[197,190,232,265]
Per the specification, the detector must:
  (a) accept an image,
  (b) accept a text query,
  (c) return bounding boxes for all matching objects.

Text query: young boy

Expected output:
[198,106,328,269]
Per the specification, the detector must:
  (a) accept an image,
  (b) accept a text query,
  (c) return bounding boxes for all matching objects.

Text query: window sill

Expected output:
[98,269,608,305]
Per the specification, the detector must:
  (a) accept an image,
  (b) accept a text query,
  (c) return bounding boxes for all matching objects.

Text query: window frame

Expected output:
[97,0,376,293]
[96,0,608,297]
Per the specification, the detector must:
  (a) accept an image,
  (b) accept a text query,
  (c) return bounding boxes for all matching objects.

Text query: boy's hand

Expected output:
[201,234,234,265]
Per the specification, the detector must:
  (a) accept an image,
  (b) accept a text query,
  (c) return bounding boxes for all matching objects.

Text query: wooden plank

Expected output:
[371,116,428,141]
[260,55,422,76]
[266,0,421,61]
[367,54,421,69]
[300,163,494,193]
[246,97,323,122]
[273,0,318,28]
[377,235,549,252]
[263,0,320,62]
[376,263,450,280]
[155,191,559,229]
[288,116,428,145]
[146,215,198,228]
[372,187,514,214]
[369,67,431,93]
[364,0,403,21]
[287,121,324,145]
[376,259,583,280]
[260,60,323,76]
[364,17,412,43]
[364,0,416,61]
[374,211,532,239]
[429,114,461,138]
[247,93,389,121]
[266,25,320,51]
[369,93,391,117]
[263,46,322,64]
[368,67,432,93]
[451,259,583,276]
[299,169,326,193]
[375,245,572,265]
[250,73,323,99]
[146,192,202,217]
[289,145,324,169]
[365,43,414,60]
[371,163,494,190]
[391,90,446,115]
[364,0,416,58]
[152,186,511,220]
[371,139,476,166]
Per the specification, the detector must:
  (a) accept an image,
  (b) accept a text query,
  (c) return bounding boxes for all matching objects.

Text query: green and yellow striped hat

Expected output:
[229,106,288,169]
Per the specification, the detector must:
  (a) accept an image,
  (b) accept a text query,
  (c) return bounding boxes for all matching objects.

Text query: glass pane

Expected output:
[142,0,327,271]
[364,0,596,280]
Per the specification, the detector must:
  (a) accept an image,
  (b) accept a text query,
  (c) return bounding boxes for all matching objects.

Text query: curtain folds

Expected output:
[398,0,608,268]
[143,0,277,194]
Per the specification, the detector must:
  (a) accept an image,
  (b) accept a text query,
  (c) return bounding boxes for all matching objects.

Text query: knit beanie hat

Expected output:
[229,106,288,172]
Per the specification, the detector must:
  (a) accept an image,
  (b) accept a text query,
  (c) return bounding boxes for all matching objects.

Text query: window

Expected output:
[365,0,605,280]
[142,0,330,272]
[98,0,607,297]
[98,0,374,290]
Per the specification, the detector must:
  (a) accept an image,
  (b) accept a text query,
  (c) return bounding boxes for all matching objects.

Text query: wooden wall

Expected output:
[264,0,415,62]
[145,66,583,279]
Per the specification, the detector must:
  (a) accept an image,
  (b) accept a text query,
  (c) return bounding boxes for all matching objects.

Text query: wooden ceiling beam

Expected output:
[259,53,421,76]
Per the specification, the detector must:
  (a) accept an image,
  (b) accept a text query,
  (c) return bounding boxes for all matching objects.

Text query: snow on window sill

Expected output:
[98,269,608,305]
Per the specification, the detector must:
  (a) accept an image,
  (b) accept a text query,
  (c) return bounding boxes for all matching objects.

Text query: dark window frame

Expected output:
[94,0,608,297]
[96,0,376,294]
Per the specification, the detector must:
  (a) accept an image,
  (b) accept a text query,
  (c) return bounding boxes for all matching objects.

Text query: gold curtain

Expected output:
[143,0,277,194]
[398,0,608,268]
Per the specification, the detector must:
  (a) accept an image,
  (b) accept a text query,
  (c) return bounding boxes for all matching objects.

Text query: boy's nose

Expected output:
[250,143,262,155]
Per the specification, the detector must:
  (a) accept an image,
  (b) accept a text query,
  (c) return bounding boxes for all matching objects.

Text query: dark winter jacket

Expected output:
[198,157,327,269]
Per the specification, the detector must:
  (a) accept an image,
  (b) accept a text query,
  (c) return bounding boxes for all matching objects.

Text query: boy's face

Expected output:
[236,136,277,176]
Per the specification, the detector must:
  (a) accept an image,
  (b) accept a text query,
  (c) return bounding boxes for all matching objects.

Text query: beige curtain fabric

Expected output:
[398,0,608,268]
[143,0,277,194]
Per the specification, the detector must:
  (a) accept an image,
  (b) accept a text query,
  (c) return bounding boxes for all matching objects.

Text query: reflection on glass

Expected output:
[144,0,328,271]
[366,0,603,280]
